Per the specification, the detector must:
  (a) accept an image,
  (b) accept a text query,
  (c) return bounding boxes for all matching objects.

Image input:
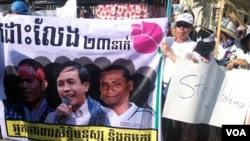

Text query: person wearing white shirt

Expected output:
[160,12,199,141]
[99,65,155,129]
[161,13,197,95]
[216,18,238,66]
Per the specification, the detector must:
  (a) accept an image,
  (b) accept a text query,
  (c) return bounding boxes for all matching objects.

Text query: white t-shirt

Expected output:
[116,102,155,129]
[162,37,196,83]
[101,106,120,126]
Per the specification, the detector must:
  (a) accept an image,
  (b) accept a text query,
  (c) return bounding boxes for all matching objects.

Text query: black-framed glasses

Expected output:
[176,22,192,28]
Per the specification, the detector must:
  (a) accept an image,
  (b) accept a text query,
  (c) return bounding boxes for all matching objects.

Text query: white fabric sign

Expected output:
[0,14,167,141]
[162,58,250,127]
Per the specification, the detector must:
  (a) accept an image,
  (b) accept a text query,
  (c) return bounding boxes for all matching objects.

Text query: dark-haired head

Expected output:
[100,65,131,81]
[18,58,44,70]
[17,58,48,103]
[99,65,134,109]
[56,61,91,84]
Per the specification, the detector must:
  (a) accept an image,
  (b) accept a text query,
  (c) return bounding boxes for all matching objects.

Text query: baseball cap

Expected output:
[10,1,28,15]
[175,13,194,25]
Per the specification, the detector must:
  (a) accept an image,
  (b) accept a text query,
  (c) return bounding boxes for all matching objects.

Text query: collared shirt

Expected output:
[66,99,91,125]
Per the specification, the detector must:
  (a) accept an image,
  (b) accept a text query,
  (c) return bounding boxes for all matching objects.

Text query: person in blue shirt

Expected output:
[45,61,113,125]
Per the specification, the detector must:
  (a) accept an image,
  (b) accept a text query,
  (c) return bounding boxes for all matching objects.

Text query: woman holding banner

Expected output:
[161,12,197,141]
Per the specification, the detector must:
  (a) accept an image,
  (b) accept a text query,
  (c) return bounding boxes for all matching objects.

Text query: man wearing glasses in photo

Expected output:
[160,12,199,141]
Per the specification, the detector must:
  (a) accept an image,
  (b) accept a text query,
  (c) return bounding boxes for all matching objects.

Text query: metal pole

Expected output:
[165,0,172,18]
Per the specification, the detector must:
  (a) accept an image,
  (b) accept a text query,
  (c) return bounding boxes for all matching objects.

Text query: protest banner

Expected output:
[0,14,167,140]
[162,58,250,127]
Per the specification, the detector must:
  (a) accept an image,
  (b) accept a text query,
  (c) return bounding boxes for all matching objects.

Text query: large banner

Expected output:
[0,14,167,140]
[162,58,250,127]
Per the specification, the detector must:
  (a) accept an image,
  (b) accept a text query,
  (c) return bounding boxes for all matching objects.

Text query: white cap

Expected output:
[175,13,194,25]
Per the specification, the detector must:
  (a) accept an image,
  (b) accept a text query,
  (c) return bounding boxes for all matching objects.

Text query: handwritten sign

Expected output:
[162,58,250,127]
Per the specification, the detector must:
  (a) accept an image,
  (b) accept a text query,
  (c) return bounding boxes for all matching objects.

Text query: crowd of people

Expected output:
[160,9,250,141]
[1,0,250,141]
